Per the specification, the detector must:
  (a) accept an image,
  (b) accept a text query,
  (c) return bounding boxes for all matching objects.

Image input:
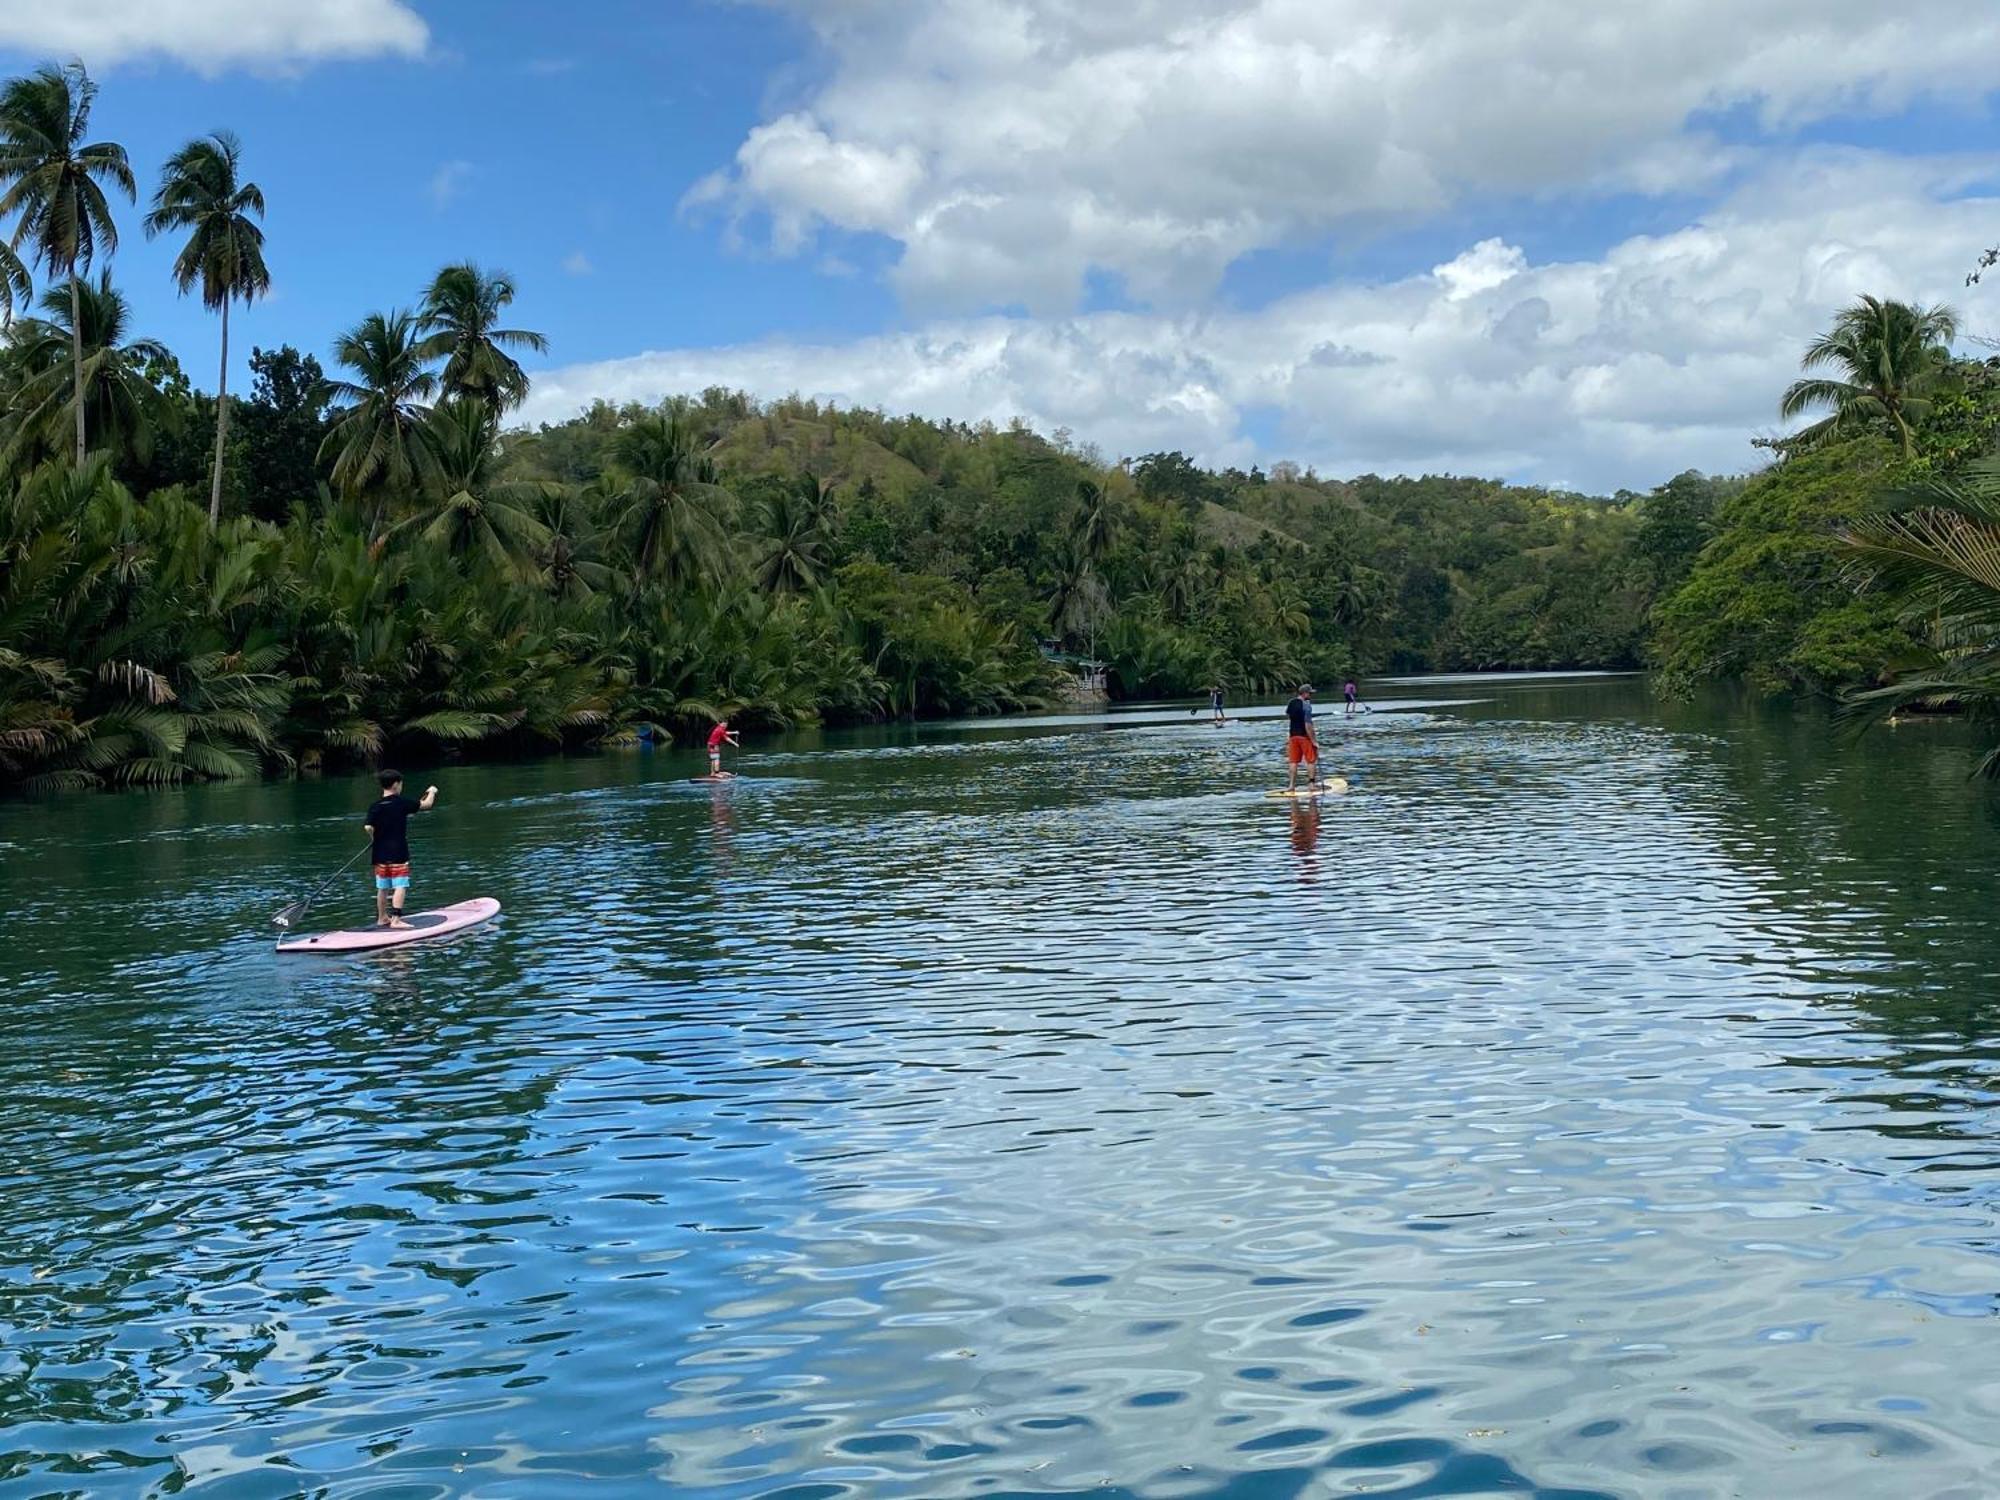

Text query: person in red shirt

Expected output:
[706,719,740,777]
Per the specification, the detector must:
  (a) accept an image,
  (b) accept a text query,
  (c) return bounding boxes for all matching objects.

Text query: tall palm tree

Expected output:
[415,261,547,415]
[144,131,269,526]
[1780,296,1959,458]
[0,241,27,327]
[4,273,171,469]
[609,410,732,590]
[0,63,134,464]
[531,484,617,602]
[387,397,552,573]
[752,472,833,593]
[319,308,439,531]
[1072,477,1115,566]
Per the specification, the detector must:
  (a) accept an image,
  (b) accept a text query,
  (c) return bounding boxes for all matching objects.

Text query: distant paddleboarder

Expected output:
[706,718,740,778]
[1344,678,1361,716]
[364,771,438,929]
[1209,683,1225,724]
[1285,683,1320,792]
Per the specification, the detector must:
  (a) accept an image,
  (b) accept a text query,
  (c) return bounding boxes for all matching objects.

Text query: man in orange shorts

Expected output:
[1284,683,1320,791]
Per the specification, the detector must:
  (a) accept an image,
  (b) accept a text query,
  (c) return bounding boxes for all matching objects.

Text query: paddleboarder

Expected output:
[364,771,438,929]
[1344,678,1362,716]
[1285,684,1320,792]
[1209,683,1226,724]
[707,718,740,778]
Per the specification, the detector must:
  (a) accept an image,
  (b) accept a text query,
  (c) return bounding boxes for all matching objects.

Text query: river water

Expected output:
[2,676,1997,1498]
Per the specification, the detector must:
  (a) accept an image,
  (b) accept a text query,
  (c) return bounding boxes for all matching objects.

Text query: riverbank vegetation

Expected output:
[3,60,1998,791]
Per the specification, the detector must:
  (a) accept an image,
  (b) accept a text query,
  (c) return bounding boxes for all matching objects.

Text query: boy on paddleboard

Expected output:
[365,771,438,928]
[706,719,740,777]
[1285,684,1320,791]
[1209,683,1226,724]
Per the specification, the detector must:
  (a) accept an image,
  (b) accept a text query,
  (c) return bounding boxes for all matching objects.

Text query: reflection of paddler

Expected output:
[708,778,735,873]
[1290,800,1320,855]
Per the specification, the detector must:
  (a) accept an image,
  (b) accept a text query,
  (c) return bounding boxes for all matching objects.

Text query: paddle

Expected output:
[271,840,371,930]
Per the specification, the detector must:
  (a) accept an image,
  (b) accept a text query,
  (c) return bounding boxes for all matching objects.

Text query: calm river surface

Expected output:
[2,676,1998,1498]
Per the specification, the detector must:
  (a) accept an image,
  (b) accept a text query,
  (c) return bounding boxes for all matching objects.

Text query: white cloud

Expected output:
[533,151,2000,493]
[561,250,595,276]
[0,0,427,72]
[428,159,472,212]
[697,0,2000,312]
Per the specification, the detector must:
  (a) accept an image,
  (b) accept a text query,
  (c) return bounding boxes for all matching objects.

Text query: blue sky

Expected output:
[5,0,2000,490]
[0,4,896,375]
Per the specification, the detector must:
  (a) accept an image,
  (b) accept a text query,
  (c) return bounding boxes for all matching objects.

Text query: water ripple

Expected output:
[1,681,1997,1497]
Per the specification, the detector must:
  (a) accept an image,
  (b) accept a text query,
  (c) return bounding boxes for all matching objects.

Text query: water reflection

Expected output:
[1288,800,1320,881]
[0,679,1996,1497]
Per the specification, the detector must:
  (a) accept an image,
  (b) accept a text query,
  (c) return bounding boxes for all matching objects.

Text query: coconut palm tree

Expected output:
[1780,296,1959,458]
[752,472,833,593]
[319,308,439,530]
[0,63,134,464]
[4,273,171,470]
[144,130,269,526]
[0,242,27,327]
[1842,460,2000,773]
[387,398,552,574]
[1072,477,1115,566]
[609,410,732,590]
[415,261,547,415]
[531,484,617,602]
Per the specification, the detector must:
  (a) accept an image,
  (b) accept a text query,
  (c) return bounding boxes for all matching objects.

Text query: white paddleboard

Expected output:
[276,897,501,954]
[1266,779,1349,798]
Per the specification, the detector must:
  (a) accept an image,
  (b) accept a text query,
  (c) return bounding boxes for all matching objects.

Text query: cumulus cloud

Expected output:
[535,151,2000,492]
[695,0,2000,311]
[0,0,427,73]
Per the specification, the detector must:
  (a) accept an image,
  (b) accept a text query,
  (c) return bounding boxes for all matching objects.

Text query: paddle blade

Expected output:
[271,900,309,929]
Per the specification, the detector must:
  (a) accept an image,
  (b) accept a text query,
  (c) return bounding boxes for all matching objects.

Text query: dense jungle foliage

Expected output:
[6,62,2000,791]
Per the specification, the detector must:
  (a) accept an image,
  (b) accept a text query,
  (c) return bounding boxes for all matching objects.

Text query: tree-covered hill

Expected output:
[10,59,2000,791]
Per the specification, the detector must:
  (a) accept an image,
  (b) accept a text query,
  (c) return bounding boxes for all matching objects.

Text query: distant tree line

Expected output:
[5,60,2000,790]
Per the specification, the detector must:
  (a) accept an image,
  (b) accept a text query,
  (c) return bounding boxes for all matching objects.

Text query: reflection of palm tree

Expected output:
[0,62,134,462]
[145,130,269,525]
[1844,461,2000,773]
[1781,296,1958,458]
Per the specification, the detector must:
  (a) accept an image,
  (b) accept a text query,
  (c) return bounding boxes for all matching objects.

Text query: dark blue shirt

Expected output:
[365,794,422,864]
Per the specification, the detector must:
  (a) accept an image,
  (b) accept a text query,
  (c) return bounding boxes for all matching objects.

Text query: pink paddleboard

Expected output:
[276,897,501,954]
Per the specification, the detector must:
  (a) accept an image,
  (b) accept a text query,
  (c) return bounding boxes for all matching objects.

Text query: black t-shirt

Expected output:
[366,794,422,863]
[1286,696,1311,736]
